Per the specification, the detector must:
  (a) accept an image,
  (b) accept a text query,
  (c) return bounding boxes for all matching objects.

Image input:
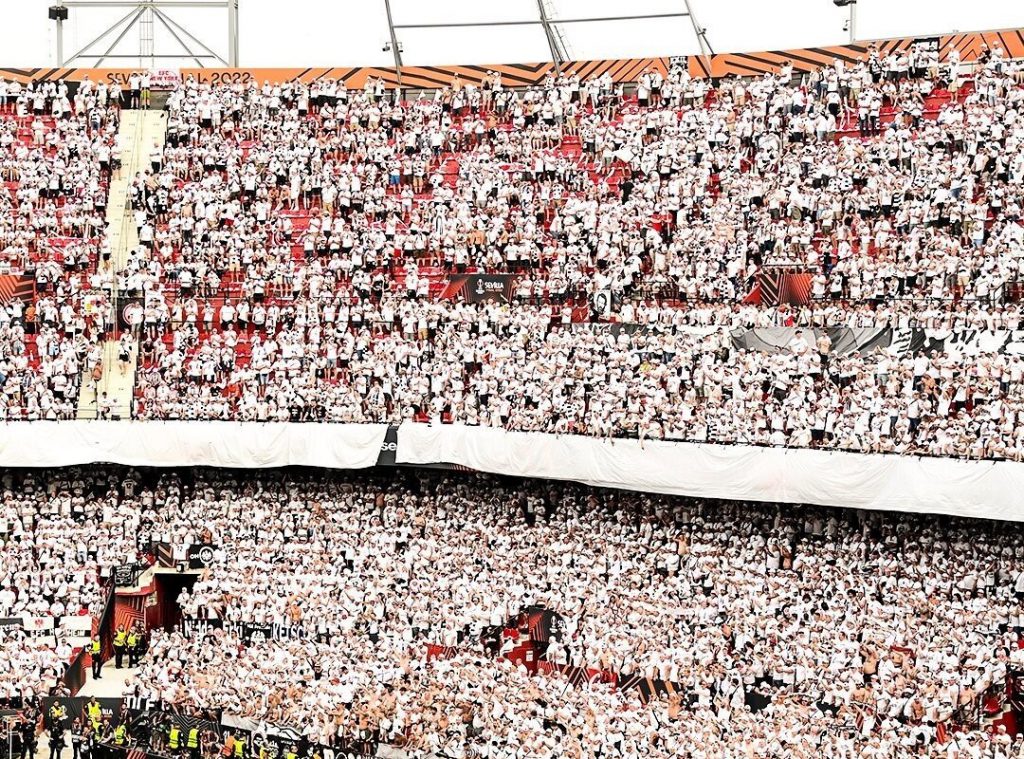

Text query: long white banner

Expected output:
[395,423,1024,522]
[0,422,389,469]
[1,421,1020,520]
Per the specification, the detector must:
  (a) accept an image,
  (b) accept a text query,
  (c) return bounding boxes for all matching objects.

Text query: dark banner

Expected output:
[374,425,474,472]
[731,327,893,356]
[889,328,1024,356]
[376,425,398,466]
[440,273,518,304]
[186,544,217,569]
[180,618,300,645]
[571,322,652,337]
[113,565,141,587]
[180,617,223,639]
[731,327,1024,357]
[155,704,221,737]
[237,623,274,645]
[222,715,368,759]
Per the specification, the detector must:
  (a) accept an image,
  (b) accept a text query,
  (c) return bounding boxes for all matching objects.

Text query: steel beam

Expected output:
[94,6,146,66]
[394,13,688,30]
[683,0,714,57]
[60,5,141,65]
[158,8,230,65]
[383,0,403,88]
[227,0,238,65]
[153,7,205,67]
[62,1,228,7]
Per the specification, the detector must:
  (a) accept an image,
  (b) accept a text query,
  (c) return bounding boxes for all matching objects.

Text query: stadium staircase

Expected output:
[77,108,167,419]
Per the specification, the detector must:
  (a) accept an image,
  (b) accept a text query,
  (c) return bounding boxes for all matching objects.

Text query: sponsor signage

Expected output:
[187,544,218,569]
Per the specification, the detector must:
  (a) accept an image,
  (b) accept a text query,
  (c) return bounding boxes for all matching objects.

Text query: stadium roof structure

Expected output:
[6,0,1024,70]
[3,25,1022,92]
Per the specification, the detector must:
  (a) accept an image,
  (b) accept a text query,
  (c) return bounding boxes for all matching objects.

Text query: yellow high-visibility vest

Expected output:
[169,727,181,749]
[187,729,200,749]
[113,631,127,646]
[114,726,127,745]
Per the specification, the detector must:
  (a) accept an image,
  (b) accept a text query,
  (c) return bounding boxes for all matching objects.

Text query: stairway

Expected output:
[77,108,167,420]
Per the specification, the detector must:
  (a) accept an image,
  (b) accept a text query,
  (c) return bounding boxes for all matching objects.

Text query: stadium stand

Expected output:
[2,26,1024,759]
[4,466,1024,758]
[0,78,120,420]
[101,45,1024,462]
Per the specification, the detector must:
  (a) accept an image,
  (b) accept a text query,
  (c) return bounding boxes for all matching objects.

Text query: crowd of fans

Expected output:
[101,45,1024,460]
[2,39,1024,759]
[0,49,1023,459]
[127,296,1024,458]
[20,465,1013,758]
[0,76,121,420]
[0,467,144,704]
[2,451,1024,757]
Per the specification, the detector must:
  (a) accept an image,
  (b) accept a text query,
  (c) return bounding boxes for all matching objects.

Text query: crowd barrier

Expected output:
[0,421,1021,520]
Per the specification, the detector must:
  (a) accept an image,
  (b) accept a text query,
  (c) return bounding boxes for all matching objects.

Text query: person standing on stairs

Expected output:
[118,334,134,377]
[141,72,152,110]
[128,73,141,110]
[90,634,103,679]
[112,625,127,668]
[126,627,140,668]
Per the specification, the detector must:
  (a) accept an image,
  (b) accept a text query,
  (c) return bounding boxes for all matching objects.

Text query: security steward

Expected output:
[126,629,140,667]
[49,701,68,733]
[167,723,182,755]
[90,635,104,679]
[86,697,103,733]
[186,726,202,759]
[114,721,129,744]
[112,625,127,668]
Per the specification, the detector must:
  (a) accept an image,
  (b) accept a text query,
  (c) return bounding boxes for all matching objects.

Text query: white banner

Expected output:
[2,421,1022,521]
[395,424,1024,522]
[0,422,388,469]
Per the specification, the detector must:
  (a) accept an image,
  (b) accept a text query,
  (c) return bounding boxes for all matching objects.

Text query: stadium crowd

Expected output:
[0,76,121,420]
[0,38,1023,759]
[97,43,1024,460]
[0,47,1022,458]
[2,452,1024,757]
[0,467,144,704]
[41,465,1017,759]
